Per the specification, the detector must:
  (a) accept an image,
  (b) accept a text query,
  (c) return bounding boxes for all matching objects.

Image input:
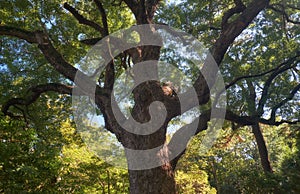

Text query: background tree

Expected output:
[1,0,299,193]
[167,120,300,193]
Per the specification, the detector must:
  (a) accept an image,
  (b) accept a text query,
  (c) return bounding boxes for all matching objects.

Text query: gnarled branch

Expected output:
[260,118,300,126]
[2,83,73,117]
[0,25,123,136]
[168,104,299,169]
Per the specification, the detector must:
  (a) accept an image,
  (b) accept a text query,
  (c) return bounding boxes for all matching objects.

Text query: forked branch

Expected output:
[190,0,270,113]
[2,83,73,117]
[270,84,300,122]
[257,58,299,116]
[63,3,107,36]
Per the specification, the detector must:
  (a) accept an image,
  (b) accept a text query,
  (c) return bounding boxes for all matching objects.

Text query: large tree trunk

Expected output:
[124,129,177,193]
[128,167,176,194]
[122,122,177,193]
[120,40,178,193]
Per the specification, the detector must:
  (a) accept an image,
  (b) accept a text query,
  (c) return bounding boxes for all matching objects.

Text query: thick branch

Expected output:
[93,0,109,36]
[168,103,298,169]
[0,25,79,81]
[169,108,254,169]
[221,0,246,29]
[169,101,297,166]
[63,3,106,35]
[260,118,300,126]
[213,0,270,65]
[190,0,270,114]
[225,109,299,126]
[145,0,161,22]
[2,83,73,116]
[0,25,38,43]
[0,25,122,135]
[123,0,139,18]
[246,79,273,173]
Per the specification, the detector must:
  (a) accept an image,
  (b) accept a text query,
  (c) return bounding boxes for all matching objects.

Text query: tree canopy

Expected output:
[0,0,299,193]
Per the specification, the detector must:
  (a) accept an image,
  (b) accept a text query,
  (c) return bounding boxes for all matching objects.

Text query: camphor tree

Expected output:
[1,0,299,193]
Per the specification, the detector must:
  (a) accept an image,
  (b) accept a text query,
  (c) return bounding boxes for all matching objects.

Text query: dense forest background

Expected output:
[1,0,300,193]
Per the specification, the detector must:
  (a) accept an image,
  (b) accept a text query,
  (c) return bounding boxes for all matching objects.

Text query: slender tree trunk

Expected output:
[252,123,273,173]
[211,158,220,193]
[246,80,273,173]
